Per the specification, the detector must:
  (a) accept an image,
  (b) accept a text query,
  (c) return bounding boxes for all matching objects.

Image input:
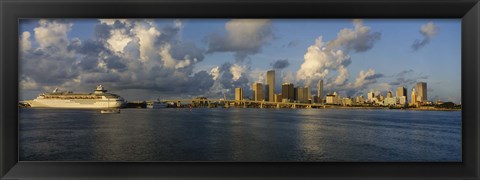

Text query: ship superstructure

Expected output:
[26,85,125,109]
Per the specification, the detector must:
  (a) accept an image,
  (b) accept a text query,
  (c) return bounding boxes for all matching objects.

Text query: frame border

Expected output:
[1,0,479,179]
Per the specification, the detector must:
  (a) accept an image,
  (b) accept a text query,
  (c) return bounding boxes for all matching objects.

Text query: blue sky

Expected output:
[19,19,461,103]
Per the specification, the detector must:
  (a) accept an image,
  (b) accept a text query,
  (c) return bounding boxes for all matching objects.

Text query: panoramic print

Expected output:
[19,19,461,161]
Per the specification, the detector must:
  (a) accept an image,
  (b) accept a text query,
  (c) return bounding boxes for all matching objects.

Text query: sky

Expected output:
[18,19,461,103]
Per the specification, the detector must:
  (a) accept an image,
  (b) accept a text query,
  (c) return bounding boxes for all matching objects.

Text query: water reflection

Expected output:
[91,109,156,161]
[19,108,461,162]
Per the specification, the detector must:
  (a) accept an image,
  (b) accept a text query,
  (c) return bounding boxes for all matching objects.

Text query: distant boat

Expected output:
[100,109,120,114]
[146,101,168,109]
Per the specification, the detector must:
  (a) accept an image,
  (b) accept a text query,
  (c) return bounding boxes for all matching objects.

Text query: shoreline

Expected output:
[321,106,461,111]
[19,105,462,111]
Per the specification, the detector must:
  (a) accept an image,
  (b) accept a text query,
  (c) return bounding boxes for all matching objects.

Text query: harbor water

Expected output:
[19,108,461,161]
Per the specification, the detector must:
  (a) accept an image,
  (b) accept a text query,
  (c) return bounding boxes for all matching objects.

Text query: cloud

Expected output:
[296,36,351,86]
[326,19,381,53]
[271,59,290,69]
[388,69,429,86]
[296,20,381,87]
[20,19,217,100]
[20,76,38,90]
[295,19,382,96]
[353,69,384,89]
[34,19,73,51]
[206,62,251,98]
[412,22,438,51]
[206,19,273,62]
[20,31,32,52]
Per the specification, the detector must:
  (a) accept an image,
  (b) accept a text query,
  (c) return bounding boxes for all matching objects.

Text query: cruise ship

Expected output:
[26,85,125,109]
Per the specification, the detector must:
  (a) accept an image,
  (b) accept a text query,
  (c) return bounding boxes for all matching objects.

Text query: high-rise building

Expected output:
[304,86,310,102]
[411,88,417,106]
[281,83,294,101]
[297,87,305,103]
[264,84,270,101]
[396,86,407,102]
[368,92,375,101]
[266,70,275,102]
[274,94,282,102]
[416,82,427,102]
[312,95,319,103]
[235,88,243,101]
[317,79,324,101]
[326,92,340,105]
[253,83,263,101]
[294,87,298,101]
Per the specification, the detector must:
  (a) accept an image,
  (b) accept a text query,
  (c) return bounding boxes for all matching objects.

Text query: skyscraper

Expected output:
[235,88,243,101]
[396,86,407,97]
[303,87,310,103]
[282,83,294,101]
[411,88,417,105]
[264,84,270,101]
[317,79,324,101]
[416,82,427,102]
[253,83,263,101]
[297,87,305,103]
[266,70,275,102]
[396,86,407,101]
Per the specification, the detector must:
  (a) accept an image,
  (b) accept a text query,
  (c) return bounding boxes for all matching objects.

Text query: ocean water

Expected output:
[19,108,461,162]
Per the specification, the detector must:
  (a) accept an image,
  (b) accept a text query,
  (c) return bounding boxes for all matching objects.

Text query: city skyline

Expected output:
[19,19,461,103]
[233,69,440,106]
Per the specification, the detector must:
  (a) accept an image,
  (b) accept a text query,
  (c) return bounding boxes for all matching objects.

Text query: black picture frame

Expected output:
[1,0,479,179]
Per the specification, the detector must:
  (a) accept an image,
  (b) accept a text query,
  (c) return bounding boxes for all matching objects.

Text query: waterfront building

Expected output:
[326,94,335,104]
[293,87,298,101]
[372,97,380,105]
[266,70,275,102]
[399,96,407,106]
[416,82,427,102]
[274,94,282,102]
[411,88,417,106]
[378,95,385,101]
[312,95,319,103]
[396,86,408,102]
[235,88,243,101]
[342,97,353,106]
[387,91,393,98]
[253,83,264,101]
[317,79,324,102]
[355,95,365,104]
[265,84,270,101]
[383,97,397,106]
[326,92,340,105]
[297,87,309,103]
[368,92,375,102]
[282,83,294,102]
[304,87,310,103]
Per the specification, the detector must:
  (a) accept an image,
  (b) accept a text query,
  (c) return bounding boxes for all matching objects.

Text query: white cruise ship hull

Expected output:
[27,99,123,109]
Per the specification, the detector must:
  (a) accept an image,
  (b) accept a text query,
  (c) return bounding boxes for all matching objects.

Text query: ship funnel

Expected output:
[95,85,107,93]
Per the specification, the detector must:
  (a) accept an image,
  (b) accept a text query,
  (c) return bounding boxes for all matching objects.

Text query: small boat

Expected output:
[146,101,168,109]
[100,109,120,114]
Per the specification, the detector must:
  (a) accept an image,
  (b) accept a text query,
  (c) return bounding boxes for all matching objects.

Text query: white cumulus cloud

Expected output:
[207,19,273,62]
[412,21,439,51]
[20,31,32,52]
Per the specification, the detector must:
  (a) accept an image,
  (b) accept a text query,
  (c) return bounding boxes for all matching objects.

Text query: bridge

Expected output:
[159,99,331,109]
